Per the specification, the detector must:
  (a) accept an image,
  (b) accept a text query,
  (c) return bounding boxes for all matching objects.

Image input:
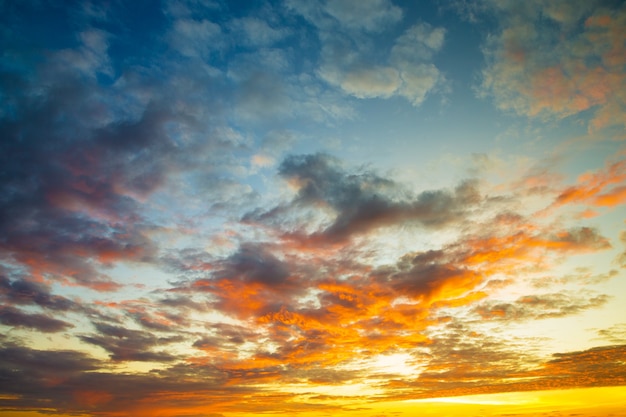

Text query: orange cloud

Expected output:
[552,159,626,209]
[481,3,626,131]
[73,390,113,408]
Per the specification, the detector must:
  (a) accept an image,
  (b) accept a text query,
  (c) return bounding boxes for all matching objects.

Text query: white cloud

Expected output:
[324,0,403,32]
[285,0,402,33]
[230,17,287,47]
[398,64,442,106]
[52,29,112,77]
[316,22,446,106]
[164,0,221,18]
[391,23,446,63]
[169,18,222,57]
[335,66,401,99]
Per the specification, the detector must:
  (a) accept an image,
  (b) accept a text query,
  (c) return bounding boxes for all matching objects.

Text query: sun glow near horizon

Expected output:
[400,386,626,416]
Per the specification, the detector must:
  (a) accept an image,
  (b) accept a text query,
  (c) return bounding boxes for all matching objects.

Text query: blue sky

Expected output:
[1,1,626,416]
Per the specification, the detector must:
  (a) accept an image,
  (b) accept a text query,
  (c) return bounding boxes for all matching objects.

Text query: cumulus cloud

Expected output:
[318,23,446,104]
[338,66,401,99]
[179,243,308,320]
[229,17,288,47]
[286,0,402,33]
[51,29,113,78]
[0,30,181,290]
[250,130,297,168]
[1,2,288,292]
[287,1,445,105]
[324,0,402,32]
[246,153,480,243]
[169,18,223,57]
[234,71,293,120]
[392,22,445,60]
[479,0,626,131]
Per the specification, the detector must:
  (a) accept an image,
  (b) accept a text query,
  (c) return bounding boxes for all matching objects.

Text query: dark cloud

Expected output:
[0,343,100,377]
[0,45,161,289]
[79,322,182,362]
[0,275,81,311]
[2,338,624,415]
[0,2,264,292]
[246,153,481,244]
[0,306,73,333]
[214,243,290,285]
[0,342,349,416]
[290,365,364,385]
[0,343,238,416]
[175,242,309,320]
[158,295,210,312]
[385,262,480,302]
[160,248,217,280]
[117,299,193,332]
[414,344,626,399]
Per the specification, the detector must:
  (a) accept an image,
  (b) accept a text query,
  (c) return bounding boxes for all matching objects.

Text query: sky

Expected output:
[1,0,626,416]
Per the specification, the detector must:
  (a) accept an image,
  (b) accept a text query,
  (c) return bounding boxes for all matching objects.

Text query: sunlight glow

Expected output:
[370,352,417,375]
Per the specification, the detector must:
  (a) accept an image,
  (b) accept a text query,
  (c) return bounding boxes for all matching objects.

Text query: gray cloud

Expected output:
[246,153,481,244]
[595,323,626,344]
[474,292,610,321]
[169,17,223,58]
[286,0,402,33]
[325,0,402,32]
[215,243,290,286]
[229,17,288,47]
[0,306,73,333]
[0,275,80,311]
[80,322,182,362]
[175,243,310,320]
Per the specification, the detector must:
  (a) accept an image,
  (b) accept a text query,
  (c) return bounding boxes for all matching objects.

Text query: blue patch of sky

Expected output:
[2,2,77,50]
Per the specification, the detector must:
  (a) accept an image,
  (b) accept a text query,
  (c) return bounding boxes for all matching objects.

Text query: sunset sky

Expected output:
[1,0,626,416]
